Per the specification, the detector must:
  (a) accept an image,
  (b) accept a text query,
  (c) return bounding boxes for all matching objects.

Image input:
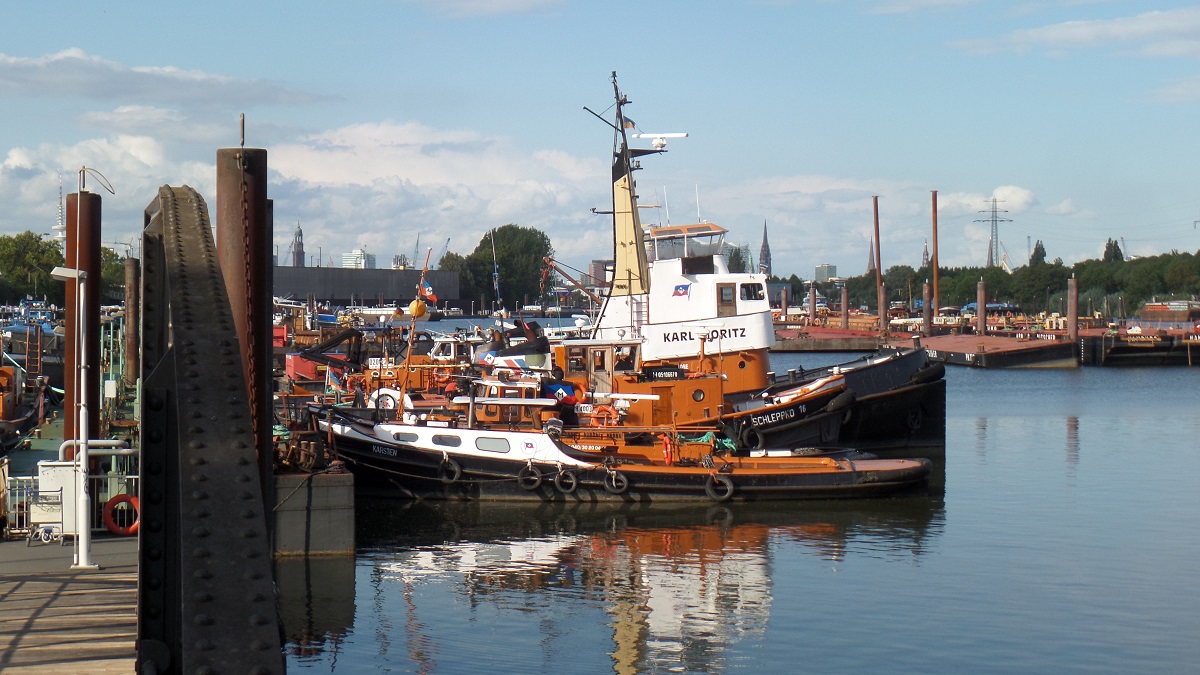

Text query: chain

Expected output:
[239,154,259,431]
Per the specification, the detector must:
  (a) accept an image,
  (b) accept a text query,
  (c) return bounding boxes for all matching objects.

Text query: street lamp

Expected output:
[52,265,96,570]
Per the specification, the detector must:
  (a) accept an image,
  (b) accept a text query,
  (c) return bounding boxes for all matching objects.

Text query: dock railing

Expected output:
[3,471,140,539]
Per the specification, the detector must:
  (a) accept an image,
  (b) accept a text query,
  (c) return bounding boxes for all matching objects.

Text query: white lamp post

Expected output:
[52,265,97,570]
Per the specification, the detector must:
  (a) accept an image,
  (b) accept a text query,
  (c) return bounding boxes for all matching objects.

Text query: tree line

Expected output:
[772,239,1200,317]
[0,231,126,306]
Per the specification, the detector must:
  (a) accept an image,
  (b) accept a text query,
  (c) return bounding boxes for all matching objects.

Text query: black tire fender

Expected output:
[704,474,735,502]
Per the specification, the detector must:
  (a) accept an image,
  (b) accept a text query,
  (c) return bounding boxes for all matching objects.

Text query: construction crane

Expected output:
[435,237,450,268]
[102,239,136,258]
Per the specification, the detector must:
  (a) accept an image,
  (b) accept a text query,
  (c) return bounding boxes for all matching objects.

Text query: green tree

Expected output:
[727,247,746,273]
[1102,238,1124,263]
[99,247,126,302]
[437,251,476,301]
[1030,240,1047,266]
[0,232,66,304]
[1164,254,1199,294]
[463,224,555,310]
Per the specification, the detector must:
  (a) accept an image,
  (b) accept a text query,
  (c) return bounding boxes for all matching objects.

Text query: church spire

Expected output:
[758,220,772,276]
[292,221,306,267]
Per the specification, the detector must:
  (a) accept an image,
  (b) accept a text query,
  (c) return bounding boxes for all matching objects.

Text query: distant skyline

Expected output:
[2,2,1199,282]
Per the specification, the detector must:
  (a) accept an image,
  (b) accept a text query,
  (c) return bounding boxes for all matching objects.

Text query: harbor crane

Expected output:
[435,237,450,268]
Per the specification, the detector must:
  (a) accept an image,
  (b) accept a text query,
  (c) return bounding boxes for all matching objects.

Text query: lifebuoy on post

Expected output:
[103,494,140,536]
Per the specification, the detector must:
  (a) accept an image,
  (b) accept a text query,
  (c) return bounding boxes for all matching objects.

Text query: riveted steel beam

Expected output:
[137,185,284,674]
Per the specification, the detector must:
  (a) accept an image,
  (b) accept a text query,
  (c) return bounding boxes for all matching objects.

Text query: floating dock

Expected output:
[773,326,881,352]
[905,333,1079,369]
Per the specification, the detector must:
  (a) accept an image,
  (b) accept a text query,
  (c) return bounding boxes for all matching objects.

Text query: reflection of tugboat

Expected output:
[304,498,945,670]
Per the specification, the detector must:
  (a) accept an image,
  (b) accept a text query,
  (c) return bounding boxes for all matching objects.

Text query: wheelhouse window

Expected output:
[740,283,765,301]
[614,345,637,372]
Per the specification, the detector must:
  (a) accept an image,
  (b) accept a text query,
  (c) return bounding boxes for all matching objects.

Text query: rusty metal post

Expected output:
[840,286,849,329]
[808,285,817,325]
[64,191,102,457]
[931,190,940,313]
[923,282,933,336]
[215,148,273,504]
[1067,276,1079,342]
[977,278,987,337]
[123,257,140,385]
[878,282,887,334]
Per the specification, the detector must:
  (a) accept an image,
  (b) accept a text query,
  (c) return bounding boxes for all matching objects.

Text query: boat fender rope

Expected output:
[553,469,579,494]
[438,454,462,484]
[603,469,629,495]
[103,494,140,536]
[704,474,735,503]
[517,462,543,491]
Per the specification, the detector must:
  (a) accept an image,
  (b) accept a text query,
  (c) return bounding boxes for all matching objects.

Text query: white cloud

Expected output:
[403,0,566,18]
[868,0,973,16]
[0,49,330,107]
[1045,198,1078,216]
[955,7,1200,55]
[1151,75,1200,102]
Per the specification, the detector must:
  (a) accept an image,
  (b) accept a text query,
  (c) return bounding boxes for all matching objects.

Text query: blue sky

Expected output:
[3,1,1200,282]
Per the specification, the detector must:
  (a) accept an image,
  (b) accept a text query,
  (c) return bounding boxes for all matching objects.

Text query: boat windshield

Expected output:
[646,223,726,261]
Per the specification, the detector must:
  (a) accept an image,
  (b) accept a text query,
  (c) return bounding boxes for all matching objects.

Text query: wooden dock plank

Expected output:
[0,538,138,673]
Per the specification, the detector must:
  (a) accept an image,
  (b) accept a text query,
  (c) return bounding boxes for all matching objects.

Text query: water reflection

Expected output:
[275,555,355,661]
[285,498,944,672]
[1066,416,1080,470]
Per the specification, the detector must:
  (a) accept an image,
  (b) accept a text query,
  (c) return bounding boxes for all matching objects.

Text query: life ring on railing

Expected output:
[103,494,140,536]
[591,405,619,427]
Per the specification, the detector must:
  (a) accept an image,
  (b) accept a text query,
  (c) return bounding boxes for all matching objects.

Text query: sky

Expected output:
[2,1,1200,285]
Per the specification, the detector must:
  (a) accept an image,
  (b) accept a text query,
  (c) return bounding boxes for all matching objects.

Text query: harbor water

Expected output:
[280,352,1200,673]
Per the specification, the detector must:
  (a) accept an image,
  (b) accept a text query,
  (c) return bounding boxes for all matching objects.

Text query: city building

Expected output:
[342,248,377,269]
[815,263,837,283]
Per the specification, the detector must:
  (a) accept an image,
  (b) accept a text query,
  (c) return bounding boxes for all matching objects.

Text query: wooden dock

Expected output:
[0,536,137,673]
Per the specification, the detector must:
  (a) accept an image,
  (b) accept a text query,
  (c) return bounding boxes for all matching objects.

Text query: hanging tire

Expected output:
[553,469,579,494]
[517,465,543,491]
[825,390,856,412]
[740,426,766,450]
[103,494,140,536]
[376,394,396,410]
[437,457,462,484]
[603,470,629,495]
[704,475,735,503]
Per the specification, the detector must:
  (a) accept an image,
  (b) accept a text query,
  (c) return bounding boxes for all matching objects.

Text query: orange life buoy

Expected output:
[103,494,140,536]
[591,405,618,427]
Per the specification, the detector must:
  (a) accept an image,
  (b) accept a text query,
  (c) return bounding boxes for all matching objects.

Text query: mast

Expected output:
[608,72,652,298]
[490,228,503,312]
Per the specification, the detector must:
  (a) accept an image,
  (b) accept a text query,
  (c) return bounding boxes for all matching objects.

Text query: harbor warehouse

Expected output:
[273,267,460,307]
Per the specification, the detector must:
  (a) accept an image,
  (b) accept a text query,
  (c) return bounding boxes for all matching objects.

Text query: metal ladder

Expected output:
[23,324,43,393]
